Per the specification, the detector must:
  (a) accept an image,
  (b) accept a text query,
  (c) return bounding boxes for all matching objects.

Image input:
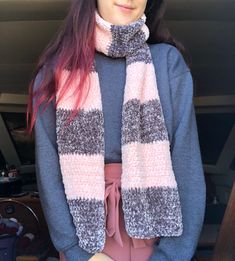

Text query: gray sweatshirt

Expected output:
[34,43,206,261]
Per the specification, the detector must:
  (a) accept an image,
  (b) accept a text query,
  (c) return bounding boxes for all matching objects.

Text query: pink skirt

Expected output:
[60,163,160,261]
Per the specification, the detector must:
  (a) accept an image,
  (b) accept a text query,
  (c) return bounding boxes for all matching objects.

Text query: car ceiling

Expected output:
[0,0,235,97]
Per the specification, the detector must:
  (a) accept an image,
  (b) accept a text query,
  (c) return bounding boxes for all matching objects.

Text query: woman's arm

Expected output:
[149,48,206,261]
[33,68,92,261]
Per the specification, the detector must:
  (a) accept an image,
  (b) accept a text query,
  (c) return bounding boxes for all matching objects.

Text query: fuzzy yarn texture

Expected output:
[55,11,183,254]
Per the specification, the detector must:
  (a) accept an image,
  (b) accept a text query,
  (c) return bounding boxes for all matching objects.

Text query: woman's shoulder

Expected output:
[149,43,190,80]
[33,56,57,92]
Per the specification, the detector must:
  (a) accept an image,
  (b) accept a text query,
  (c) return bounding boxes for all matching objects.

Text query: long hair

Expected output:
[27,0,188,134]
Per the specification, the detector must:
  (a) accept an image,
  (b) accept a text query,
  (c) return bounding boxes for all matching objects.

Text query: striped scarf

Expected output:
[55,11,183,254]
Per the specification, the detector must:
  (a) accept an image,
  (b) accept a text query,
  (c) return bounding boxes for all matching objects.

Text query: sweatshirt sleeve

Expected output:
[33,68,92,261]
[149,47,206,261]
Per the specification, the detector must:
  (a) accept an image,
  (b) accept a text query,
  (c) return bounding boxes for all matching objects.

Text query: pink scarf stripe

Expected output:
[121,141,177,189]
[60,154,105,200]
[56,71,102,111]
[124,62,160,103]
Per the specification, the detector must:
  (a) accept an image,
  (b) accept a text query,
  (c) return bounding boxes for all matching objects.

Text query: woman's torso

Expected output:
[95,43,176,163]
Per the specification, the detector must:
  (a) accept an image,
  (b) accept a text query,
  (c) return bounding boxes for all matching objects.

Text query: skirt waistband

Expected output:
[104,163,122,186]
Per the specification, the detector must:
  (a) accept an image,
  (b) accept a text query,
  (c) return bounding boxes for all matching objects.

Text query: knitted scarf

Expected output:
[55,11,183,254]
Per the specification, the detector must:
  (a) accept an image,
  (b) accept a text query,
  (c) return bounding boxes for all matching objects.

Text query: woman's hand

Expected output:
[88,252,114,261]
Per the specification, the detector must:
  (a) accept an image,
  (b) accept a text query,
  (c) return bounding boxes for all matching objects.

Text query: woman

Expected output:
[27,0,206,261]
